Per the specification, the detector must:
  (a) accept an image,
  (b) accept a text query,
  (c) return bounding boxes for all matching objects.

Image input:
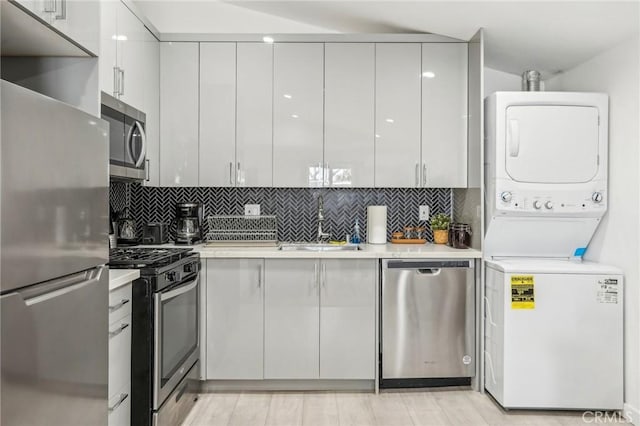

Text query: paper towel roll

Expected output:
[367,206,387,244]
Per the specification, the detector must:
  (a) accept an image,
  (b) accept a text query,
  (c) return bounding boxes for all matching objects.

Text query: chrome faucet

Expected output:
[316,194,331,243]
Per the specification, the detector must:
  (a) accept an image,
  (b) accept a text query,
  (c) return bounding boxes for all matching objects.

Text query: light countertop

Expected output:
[139,243,481,259]
[109,269,139,291]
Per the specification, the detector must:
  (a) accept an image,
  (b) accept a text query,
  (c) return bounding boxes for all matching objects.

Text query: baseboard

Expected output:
[201,379,375,392]
[624,402,640,425]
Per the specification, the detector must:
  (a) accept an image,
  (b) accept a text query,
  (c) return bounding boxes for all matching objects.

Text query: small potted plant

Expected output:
[430,213,451,244]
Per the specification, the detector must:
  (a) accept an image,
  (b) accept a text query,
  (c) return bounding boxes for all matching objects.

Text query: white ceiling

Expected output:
[135,1,639,76]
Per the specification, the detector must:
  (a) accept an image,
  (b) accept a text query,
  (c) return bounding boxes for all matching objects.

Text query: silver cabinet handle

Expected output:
[108,393,129,412]
[109,323,129,338]
[314,263,318,288]
[321,263,326,288]
[258,263,263,288]
[109,298,129,312]
[415,163,419,187]
[422,164,427,186]
[44,0,55,13]
[229,162,234,185]
[113,67,119,97]
[119,69,125,96]
[145,159,150,181]
[54,0,66,20]
[237,162,241,186]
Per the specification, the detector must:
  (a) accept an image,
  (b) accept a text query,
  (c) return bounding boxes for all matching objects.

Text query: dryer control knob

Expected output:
[545,201,553,209]
[533,200,542,210]
[500,192,512,203]
[592,192,603,203]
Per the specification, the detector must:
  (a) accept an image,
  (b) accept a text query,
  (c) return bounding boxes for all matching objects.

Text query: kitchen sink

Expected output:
[279,243,361,252]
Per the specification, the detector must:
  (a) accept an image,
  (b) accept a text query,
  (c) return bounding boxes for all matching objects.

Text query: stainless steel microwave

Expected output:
[101,92,147,181]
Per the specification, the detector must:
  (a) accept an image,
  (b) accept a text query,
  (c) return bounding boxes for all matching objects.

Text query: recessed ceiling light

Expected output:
[423,71,436,78]
[385,118,394,123]
[112,34,128,41]
[291,114,299,119]
[283,94,292,99]
[263,36,274,43]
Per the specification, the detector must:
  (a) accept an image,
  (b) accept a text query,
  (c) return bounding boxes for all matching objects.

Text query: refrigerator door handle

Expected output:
[23,267,105,306]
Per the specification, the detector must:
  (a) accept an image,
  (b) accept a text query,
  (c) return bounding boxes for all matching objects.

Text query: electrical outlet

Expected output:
[419,205,430,221]
[244,204,260,216]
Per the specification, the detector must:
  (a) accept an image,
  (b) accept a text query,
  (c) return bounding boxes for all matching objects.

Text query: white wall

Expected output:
[483,67,521,97]
[547,35,640,422]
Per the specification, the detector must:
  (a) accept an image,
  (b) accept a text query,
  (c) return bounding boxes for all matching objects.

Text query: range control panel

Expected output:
[495,189,606,214]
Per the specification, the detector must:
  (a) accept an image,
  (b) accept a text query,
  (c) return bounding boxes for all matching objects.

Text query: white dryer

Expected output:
[485,92,608,258]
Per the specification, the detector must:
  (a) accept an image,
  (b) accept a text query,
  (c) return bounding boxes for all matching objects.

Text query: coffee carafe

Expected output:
[175,203,204,244]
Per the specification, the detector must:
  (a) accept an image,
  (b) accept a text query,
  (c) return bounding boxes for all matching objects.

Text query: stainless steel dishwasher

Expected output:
[381,259,475,388]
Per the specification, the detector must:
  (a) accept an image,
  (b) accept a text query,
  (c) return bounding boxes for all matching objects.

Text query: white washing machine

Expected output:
[485,258,623,410]
[483,92,623,410]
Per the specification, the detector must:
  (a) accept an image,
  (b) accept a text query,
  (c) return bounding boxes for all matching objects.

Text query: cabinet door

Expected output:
[421,43,468,188]
[50,0,99,55]
[324,43,375,188]
[206,259,264,379]
[273,43,324,188]
[199,43,237,187]
[160,42,199,186]
[236,43,273,187]
[264,259,319,379]
[99,0,118,97]
[320,259,376,379]
[374,43,422,188]
[116,2,147,109]
[142,33,160,187]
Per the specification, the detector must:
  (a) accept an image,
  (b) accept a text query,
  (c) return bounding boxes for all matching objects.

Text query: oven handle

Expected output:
[160,278,198,302]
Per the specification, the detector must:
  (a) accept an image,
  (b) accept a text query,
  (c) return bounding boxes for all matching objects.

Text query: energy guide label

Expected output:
[597,278,618,304]
[511,275,535,309]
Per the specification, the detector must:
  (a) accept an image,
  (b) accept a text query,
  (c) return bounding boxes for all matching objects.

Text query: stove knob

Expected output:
[184,263,193,273]
[533,200,542,210]
[545,201,553,210]
[592,192,603,203]
[500,192,512,203]
[166,271,177,282]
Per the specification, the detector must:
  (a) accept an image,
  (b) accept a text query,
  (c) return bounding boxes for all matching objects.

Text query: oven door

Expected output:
[153,276,199,410]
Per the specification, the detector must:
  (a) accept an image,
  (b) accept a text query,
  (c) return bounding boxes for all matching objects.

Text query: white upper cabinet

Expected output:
[324,43,375,188]
[374,43,422,188]
[236,43,274,187]
[273,43,324,188]
[199,43,237,187]
[142,36,160,187]
[421,43,468,188]
[160,42,199,186]
[15,0,99,54]
[99,0,118,97]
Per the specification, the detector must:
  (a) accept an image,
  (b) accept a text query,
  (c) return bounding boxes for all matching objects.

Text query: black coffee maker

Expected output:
[175,203,204,244]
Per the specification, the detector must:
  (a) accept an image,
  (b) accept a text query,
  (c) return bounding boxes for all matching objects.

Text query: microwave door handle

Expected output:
[125,122,135,165]
[134,121,147,167]
[508,119,520,157]
[160,279,198,302]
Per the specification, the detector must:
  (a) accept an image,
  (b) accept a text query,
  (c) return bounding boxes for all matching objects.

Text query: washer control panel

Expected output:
[496,189,606,214]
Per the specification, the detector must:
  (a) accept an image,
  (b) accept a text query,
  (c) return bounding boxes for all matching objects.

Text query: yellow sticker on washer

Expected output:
[511,275,535,309]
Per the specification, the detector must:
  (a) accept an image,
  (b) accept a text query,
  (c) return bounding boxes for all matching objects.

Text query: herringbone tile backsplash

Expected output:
[110,182,453,243]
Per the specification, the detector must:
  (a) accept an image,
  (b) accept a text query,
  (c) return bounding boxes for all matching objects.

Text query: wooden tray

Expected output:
[391,238,427,244]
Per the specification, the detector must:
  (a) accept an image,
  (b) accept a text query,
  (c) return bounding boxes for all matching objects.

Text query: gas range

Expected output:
[110,247,201,426]
[109,247,200,292]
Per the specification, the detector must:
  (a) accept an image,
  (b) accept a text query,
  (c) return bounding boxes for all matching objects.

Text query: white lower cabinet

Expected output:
[263,258,376,380]
[205,259,264,379]
[319,259,376,379]
[264,259,320,379]
[108,282,132,426]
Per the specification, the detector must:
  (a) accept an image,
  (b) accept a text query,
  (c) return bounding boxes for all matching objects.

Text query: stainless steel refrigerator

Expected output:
[1,80,109,425]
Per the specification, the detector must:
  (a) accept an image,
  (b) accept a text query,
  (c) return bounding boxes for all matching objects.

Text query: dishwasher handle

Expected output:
[416,268,441,275]
[386,260,472,269]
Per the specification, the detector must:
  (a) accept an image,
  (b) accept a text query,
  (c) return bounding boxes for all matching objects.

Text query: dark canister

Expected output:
[449,223,472,249]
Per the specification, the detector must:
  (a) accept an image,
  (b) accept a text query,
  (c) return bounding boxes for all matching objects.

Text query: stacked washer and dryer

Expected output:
[483,92,623,410]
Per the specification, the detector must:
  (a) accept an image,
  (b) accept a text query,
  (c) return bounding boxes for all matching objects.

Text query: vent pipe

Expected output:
[522,70,542,91]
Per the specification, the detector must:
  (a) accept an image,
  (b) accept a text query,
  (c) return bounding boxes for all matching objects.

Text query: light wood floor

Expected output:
[181,389,629,426]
